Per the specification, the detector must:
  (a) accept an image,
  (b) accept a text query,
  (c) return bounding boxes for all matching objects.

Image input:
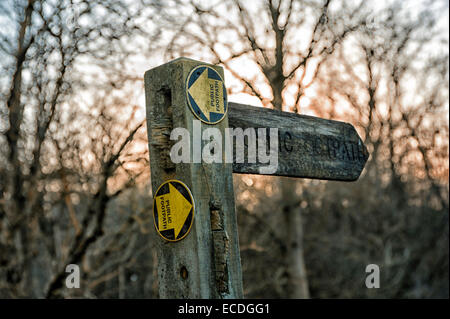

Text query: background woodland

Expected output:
[0,0,448,298]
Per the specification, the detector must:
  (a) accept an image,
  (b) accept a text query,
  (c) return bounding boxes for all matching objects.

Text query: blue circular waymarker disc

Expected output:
[186,65,228,124]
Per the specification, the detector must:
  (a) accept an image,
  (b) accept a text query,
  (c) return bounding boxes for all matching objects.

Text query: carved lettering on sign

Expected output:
[272,131,367,163]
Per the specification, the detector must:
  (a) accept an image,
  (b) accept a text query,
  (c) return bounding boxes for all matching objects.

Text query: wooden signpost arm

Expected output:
[144,58,243,298]
[228,102,369,181]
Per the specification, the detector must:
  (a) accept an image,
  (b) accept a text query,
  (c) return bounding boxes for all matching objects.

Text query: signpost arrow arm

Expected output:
[228,102,369,181]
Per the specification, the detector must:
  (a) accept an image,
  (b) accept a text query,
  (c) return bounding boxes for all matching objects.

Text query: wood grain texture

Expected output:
[228,102,369,181]
[145,58,243,299]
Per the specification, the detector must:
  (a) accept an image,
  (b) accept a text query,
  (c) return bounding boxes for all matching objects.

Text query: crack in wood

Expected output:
[210,201,229,296]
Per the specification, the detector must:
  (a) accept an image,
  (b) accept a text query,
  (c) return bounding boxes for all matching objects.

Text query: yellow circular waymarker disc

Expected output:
[186,65,228,124]
[153,180,195,242]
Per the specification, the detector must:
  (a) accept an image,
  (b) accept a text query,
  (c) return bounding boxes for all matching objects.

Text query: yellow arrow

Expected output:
[155,183,192,239]
[188,68,224,121]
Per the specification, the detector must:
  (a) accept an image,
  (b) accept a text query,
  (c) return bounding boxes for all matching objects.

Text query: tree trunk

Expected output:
[280,178,310,298]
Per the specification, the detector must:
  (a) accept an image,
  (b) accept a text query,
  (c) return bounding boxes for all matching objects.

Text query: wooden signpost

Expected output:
[144,57,368,299]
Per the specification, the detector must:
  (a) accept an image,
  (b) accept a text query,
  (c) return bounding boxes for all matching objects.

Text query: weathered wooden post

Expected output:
[144,58,243,298]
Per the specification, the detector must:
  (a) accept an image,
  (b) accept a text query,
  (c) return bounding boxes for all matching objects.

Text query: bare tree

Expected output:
[303,0,448,298]
[0,0,159,298]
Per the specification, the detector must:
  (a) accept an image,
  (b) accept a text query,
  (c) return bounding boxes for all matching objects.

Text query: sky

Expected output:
[1,0,448,134]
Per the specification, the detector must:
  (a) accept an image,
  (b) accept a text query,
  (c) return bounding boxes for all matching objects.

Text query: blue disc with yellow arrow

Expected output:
[153,179,195,242]
[186,65,228,124]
